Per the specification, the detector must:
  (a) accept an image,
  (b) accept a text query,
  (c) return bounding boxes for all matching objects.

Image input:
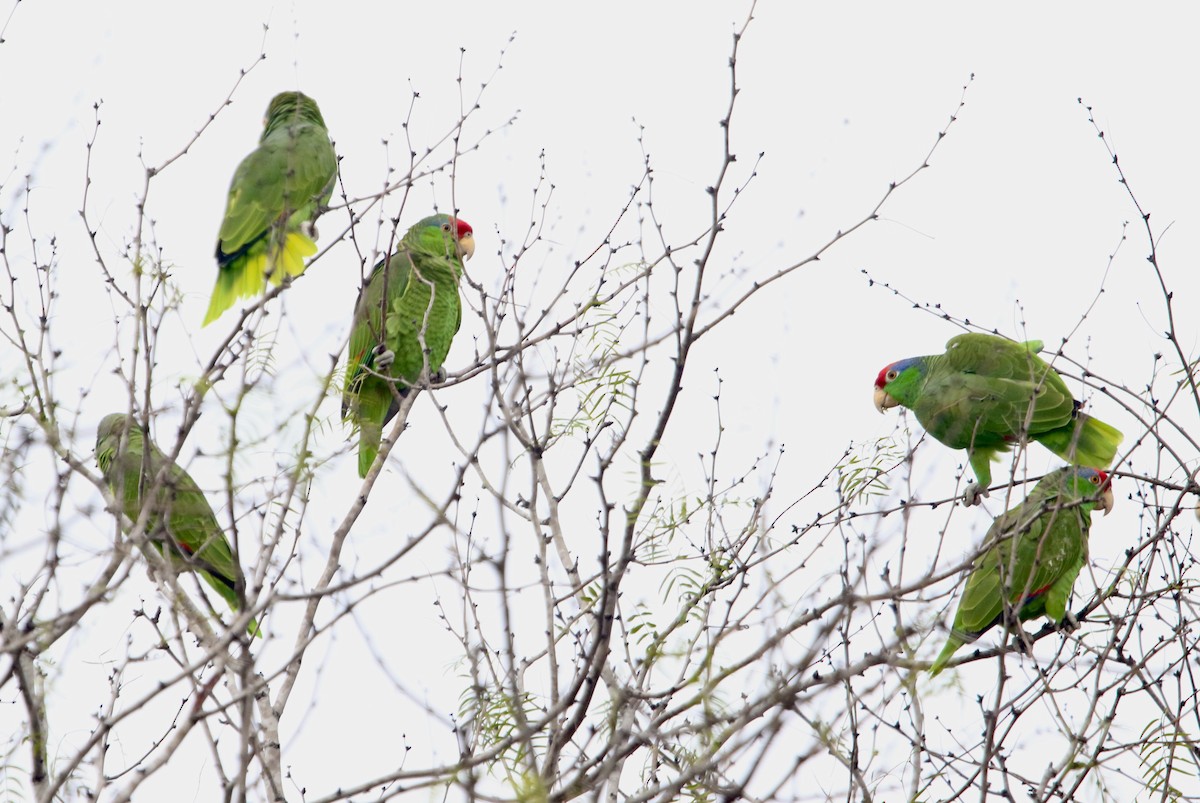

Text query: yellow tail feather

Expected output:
[236,253,270,298]
[271,231,317,285]
[203,230,318,325]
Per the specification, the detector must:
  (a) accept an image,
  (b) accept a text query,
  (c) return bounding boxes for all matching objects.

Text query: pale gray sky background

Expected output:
[2,2,1197,800]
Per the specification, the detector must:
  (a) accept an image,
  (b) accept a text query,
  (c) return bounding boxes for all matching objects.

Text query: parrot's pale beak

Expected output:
[458,232,475,261]
[1097,486,1114,515]
[873,387,899,414]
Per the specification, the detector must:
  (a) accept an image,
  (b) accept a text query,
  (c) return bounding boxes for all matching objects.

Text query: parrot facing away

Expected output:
[928,466,1113,675]
[341,214,475,477]
[874,333,1123,504]
[204,91,337,326]
[94,413,259,636]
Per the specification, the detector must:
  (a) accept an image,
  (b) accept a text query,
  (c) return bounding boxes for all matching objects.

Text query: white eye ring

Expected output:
[886,370,898,382]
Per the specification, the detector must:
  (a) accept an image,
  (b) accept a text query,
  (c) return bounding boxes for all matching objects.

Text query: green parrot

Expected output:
[928,466,1113,675]
[874,333,1123,504]
[341,214,475,477]
[204,91,337,326]
[95,413,259,636]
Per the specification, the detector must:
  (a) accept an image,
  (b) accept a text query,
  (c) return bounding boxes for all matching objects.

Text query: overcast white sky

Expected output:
[2,1,1197,799]
[6,1,1195,436]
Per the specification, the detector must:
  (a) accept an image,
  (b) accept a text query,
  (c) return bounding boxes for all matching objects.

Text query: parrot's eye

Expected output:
[442,223,452,232]
[886,369,898,382]
[1089,473,1100,485]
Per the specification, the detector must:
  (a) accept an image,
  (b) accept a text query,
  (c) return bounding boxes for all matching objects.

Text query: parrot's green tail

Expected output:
[358,420,382,478]
[203,231,318,326]
[1036,413,1123,469]
[203,271,240,327]
[928,635,964,676]
[930,625,985,675]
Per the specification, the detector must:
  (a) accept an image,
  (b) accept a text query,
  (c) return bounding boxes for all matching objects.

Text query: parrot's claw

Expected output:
[373,345,395,371]
[961,483,989,507]
[430,367,447,385]
[300,220,319,241]
[1058,611,1081,634]
[1009,630,1036,655]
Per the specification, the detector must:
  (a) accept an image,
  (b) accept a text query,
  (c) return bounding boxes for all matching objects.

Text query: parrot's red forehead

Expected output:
[456,218,473,238]
[874,365,891,389]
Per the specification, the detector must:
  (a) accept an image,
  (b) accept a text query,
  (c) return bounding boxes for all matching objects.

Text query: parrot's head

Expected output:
[1052,466,1114,516]
[96,413,131,448]
[873,358,925,413]
[262,91,326,134]
[95,413,138,474]
[453,218,475,261]
[414,214,475,262]
[1078,467,1114,515]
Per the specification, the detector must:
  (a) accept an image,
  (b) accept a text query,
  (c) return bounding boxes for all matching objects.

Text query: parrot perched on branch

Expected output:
[341,214,475,477]
[928,466,1113,675]
[204,91,337,326]
[873,333,1123,504]
[95,413,259,636]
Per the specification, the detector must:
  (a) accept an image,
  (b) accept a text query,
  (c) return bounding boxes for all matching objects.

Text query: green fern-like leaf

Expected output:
[1137,718,1198,801]
[836,438,903,506]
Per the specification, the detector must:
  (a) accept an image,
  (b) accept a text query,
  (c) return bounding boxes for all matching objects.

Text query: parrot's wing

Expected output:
[1017,502,1087,619]
[218,146,293,256]
[921,370,1074,445]
[942,334,1072,415]
[217,125,334,257]
[1043,556,1084,622]
[951,549,1006,637]
[953,503,1050,636]
[943,333,1044,375]
[156,462,243,591]
[999,492,1088,619]
[123,440,242,590]
[344,251,413,409]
